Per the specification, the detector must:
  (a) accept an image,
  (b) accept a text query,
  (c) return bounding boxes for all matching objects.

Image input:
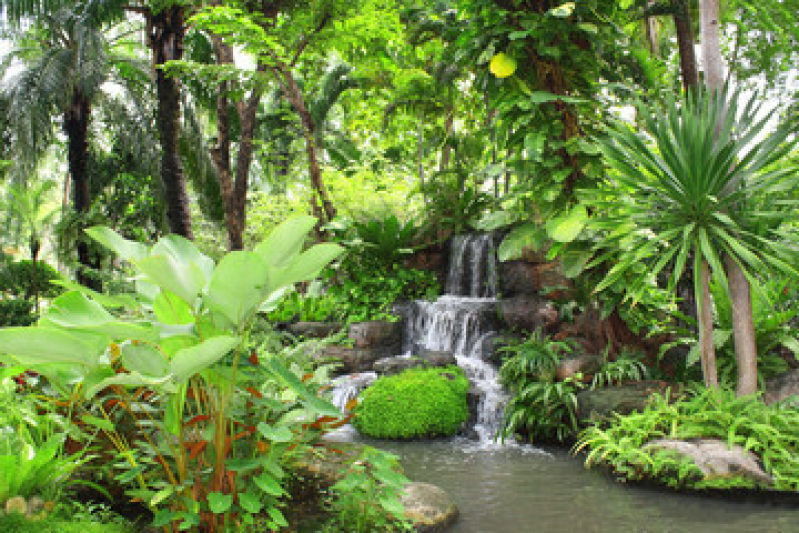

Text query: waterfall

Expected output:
[326,233,507,445]
[446,234,499,298]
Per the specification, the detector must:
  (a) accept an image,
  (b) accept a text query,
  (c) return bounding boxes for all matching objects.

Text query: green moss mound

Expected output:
[353,367,470,439]
[0,513,132,533]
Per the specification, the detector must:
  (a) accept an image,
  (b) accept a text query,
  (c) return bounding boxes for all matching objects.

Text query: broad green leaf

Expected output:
[205,252,269,327]
[253,473,284,496]
[169,336,240,382]
[269,244,344,290]
[267,507,288,527]
[239,492,262,514]
[528,91,584,105]
[525,132,546,162]
[151,234,215,282]
[560,249,593,278]
[257,423,293,443]
[254,215,317,268]
[86,226,148,261]
[546,205,588,242]
[0,327,107,367]
[136,254,206,306]
[498,223,547,261]
[120,343,169,377]
[46,292,115,327]
[49,280,137,309]
[153,290,194,325]
[207,492,233,514]
[85,371,176,399]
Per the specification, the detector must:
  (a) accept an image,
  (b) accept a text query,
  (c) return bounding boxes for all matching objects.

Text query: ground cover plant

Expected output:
[574,387,799,491]
[353,367,470,439]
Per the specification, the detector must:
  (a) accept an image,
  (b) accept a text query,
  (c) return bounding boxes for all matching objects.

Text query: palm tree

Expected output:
[2,4,150,288]
[596,88,799,392]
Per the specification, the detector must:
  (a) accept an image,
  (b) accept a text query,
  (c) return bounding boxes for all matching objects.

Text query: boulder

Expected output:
[555,352,603,381]
[499,296,560,334]
[314,346,393,374]
[644,438,773,486]
[764,369,799,405]
[499,260,541,297]
[575,381,677,424]
[288,321,342,339]
[417,349,457,368]
[374,356,427,376]
[401,482,459,532]
[532,262,573,300]
[349,321,403,351]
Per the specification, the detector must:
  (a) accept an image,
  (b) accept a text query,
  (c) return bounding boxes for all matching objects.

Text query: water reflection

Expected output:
[367,439,799,533]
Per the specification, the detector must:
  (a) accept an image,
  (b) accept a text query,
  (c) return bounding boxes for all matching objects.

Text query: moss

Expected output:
[353,367,469,439]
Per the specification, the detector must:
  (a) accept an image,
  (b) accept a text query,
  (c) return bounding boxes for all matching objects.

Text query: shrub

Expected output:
[0,299,36,326]
[353,367,469,439]
[0,260,62,300]
[574,386,799,491]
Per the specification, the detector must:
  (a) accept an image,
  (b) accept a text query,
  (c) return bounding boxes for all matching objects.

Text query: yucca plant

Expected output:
[595,87,799,392]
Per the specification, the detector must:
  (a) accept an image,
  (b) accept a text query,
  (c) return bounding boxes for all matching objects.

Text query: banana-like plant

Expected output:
[594,88,799,391]
[0,215,344,531]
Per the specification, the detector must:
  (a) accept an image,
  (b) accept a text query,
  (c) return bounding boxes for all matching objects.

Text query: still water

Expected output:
[366,437,799,533]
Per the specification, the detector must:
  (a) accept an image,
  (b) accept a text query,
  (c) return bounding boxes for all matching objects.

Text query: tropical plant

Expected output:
[498,329,574,386]
[574,387,799,491]
[353,367,469,440]
[595,87,799,392]
[0,215,345,532]
[325,446,412,533]
[591,348,649,389]
[499,377,585,444]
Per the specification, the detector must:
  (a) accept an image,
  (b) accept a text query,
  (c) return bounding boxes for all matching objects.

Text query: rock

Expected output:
[288,321,342,339]
[499,296,560,334]
[374,356,427,376]
[499,260,541,297]
[555,352,603,381]
[314,346,393,374]
[575,381,677,424]
[764,369,799,405]
[532,262,573,299]
[26,496,45,516]
[401,482,459,532]
[644,438,773,486]
[5,496,28,515]
[349,321,403,351]
[417,349,457,368]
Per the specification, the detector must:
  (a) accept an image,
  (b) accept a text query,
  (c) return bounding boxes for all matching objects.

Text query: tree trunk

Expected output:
[726,255,758,395]
[439,107,454,171]
[210,37,264,251]
[149,5,193,239]
[272,66,336,224]
[699,258,719,388]
[699,0,724,90]
[64,92,101,291]
[673,0,699,91]
[417,115,426,202]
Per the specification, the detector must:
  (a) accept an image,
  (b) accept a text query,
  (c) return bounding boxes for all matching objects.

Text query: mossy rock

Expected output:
[353,367,469,439]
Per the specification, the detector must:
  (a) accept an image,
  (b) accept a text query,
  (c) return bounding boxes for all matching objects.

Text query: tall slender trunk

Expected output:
[149,5,193,239]
[699,259,719,388]
[417,114,426,202]
[210,36,264,250]
[272,66,336,224]
[726,256,757,395]
[699,0,724,90]
[673,0,699,91]
[64,91,101,291]
[700,0,758,394]
[439,106,454,171]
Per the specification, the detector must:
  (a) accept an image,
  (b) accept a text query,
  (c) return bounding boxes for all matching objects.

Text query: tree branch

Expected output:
[290,12,332,67]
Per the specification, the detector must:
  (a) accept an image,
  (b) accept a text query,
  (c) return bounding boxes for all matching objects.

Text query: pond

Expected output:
[359,436,799,533]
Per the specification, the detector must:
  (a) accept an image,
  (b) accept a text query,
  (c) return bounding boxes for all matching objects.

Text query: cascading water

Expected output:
[328,233,508,445]
[406,233,506,444]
